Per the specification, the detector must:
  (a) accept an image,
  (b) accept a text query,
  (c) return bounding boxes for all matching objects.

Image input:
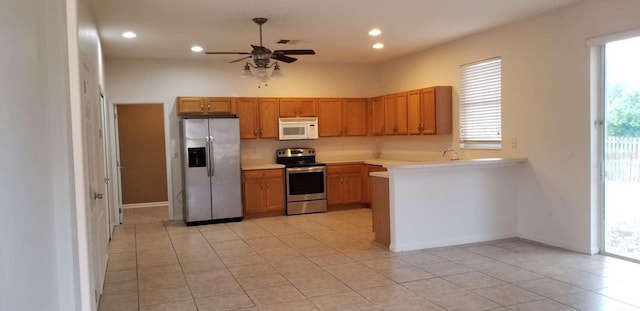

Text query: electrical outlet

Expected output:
[511,138,517,149]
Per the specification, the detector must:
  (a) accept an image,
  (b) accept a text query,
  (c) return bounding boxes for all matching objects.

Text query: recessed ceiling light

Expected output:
[122,31,136,39]
[369,28,382,36]
[372,43,384,49]
[191,46,203,53]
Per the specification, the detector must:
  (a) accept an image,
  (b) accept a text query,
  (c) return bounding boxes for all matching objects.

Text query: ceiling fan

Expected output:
[205,17,316,67]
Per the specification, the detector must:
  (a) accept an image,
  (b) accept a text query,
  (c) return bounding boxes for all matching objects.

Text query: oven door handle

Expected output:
[286,167,326,174]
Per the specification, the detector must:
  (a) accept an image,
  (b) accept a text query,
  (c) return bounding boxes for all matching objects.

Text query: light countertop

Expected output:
[241,164,285,170]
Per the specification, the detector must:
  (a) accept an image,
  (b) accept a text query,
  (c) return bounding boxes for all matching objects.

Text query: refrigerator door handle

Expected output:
[204,137,211,177]
[209,136,215,176]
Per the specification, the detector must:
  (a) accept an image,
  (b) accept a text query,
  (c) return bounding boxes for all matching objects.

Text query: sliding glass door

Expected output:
[603,36,640,261]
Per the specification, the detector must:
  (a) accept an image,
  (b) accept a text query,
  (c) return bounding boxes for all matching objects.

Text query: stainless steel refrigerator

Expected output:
[181,117,242,225]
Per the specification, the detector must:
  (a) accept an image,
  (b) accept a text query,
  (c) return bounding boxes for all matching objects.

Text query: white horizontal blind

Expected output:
[459,57,502,148]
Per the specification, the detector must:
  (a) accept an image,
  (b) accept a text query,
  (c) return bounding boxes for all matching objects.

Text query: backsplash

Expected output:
[240,135,455,164]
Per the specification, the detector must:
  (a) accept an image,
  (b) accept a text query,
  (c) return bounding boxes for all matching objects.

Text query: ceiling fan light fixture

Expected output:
[241,63,254,78]
[191,45,203,52]
[373,42,385,49]
[368,28,382,36]
[270,63,284,79]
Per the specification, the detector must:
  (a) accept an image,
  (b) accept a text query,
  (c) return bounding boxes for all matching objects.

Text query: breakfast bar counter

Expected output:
[370,158,527,252]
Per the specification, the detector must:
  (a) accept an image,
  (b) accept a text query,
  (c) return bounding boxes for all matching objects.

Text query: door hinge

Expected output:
[119,208,122,214]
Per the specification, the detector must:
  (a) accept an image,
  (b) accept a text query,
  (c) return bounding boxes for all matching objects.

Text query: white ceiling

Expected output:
[90,0,580,64]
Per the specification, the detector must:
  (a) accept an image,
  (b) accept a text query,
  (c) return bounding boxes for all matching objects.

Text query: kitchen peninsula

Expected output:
[370,158,527,252]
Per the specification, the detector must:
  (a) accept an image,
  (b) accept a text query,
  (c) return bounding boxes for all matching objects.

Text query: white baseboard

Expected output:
[122,201,169,209]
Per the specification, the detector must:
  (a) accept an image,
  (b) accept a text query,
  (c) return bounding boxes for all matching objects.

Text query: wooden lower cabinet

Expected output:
[242,169,285,217]
[326,163,364,207]
[370,176,390,246]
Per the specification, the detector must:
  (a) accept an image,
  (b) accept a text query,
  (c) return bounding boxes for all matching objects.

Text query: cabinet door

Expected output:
[395,93,408,135]
[326,174,344,205]
[237,98,259,139]
[243,179,266,213]
[343,99,367,136]
[298,98,318,117]
[420,88,437,134]
[407,90,422,135]
[434,86,453,135]
[383,95,396,135]
[258,98,279,138]
[278,98,299,117]
[370,97,385,136]
[177,97,205,114]
[205,97,233,114]
[265,177,285,213]
[318,98,343,137]
[343,174,362,204]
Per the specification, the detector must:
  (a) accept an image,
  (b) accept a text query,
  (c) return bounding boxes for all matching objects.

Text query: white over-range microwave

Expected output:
[278,117,319,140]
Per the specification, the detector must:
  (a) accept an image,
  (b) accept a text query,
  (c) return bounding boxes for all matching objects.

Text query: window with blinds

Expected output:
[459,57,502,149]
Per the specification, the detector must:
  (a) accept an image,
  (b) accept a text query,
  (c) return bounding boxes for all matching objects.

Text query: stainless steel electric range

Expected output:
[276,148,327,215]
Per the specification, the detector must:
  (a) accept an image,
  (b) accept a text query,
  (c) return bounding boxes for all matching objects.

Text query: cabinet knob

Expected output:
[259,129,264,136]
[254,129,258,136]
[207,104,211,111]
[200,104,204,111]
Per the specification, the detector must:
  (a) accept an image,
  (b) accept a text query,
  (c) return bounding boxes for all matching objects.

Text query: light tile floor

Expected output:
[100,208,640,311]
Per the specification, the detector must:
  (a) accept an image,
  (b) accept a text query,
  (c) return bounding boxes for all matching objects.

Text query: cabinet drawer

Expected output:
[243,169,283,180]
[327,164,363,174]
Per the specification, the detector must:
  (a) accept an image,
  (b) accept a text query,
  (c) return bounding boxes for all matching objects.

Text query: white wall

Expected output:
[105,58,380,218]
[378,0,640,253]
[0,0,81,310]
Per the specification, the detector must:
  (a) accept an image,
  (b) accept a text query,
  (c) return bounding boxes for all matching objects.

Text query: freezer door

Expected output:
[182,119,213,222]
[208,118,243,219]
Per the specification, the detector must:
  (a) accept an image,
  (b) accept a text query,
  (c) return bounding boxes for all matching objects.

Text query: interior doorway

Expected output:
[603,36,640,262]
[114,103,171,224]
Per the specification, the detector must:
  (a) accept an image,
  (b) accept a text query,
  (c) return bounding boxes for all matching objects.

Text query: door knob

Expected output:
[94,193,104,200]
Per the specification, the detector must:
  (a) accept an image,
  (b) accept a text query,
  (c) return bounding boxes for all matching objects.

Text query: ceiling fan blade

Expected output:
[205,52,250,55]
[229,56,252,63]
[273,49,316,55]
[271,54,297,63]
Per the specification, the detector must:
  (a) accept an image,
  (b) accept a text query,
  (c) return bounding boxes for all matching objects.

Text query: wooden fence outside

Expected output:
[606,136,640,182]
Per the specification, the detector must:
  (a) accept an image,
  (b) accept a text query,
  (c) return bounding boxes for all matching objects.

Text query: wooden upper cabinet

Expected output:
[407,90,422,135]
[177,97,234,115]
[204,97,234,114]
[370,97,385,136]
[318,98,368,137]
[342,98,368,136]
[177,97,205,114]
[236,98,260,139]
[235,98,279,139]
[420,86,452,135]
[383,93,408,135]
[279,98,318,117]
[318,98,344,137]
[258,98,279,138]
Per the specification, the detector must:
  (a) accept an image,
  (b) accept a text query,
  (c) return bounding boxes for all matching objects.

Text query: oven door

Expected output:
[285,166,327,202]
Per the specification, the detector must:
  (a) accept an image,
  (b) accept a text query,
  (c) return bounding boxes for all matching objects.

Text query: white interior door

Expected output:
[603,36,640,262]
[80,65,109,304]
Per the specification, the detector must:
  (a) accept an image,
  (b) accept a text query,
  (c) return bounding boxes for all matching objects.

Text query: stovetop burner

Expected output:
[276,147,323,168]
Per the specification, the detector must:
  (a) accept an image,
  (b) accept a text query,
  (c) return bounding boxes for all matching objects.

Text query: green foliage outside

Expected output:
[607,84,640,137]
